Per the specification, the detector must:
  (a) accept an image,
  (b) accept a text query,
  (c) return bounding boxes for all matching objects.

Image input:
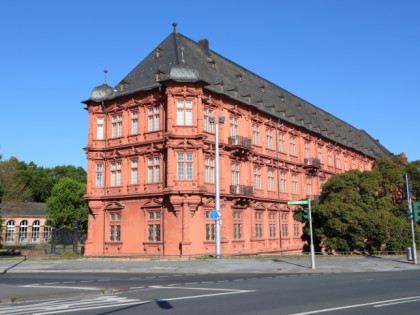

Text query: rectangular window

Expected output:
[304,142,310,159]
[205,211,215,241]
[97,117,104,140]
[233,223,242,240]
[231,163,240,185]
[111,162,122,187]
[344,156,348,171]
[335,153,341,169]
[290,136,296,155]
[177,100,193,126]
[268,170,275,191]
[280,172,287,193]
[278,133,285,152]
[269,213,277,238]
[96,163,103,188]
[148,106,160,131]
[148,157,160,183]
[205,157,215,183]
[147,211,161,242]
[294,223,300,238]
[306,177,312,196]
[328,151,333,166]
[252,125,260,145]
[253,167,261,189]
[233,211,242,240]
[131,160,138,184]
[131,111,138,134]
[203,108,214,133]
[318,146,323,162]
[177,153,193,180]
[109,212,121,242]
[230,117,238,137]
[111,114,123,138]
[255,212,263,239]
[292,174,298,194]
[266,129,273,149]
[281,224,289,238]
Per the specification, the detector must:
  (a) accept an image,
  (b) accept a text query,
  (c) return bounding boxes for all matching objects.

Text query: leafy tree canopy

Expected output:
[296,155,420,253]
[46,177,88,229]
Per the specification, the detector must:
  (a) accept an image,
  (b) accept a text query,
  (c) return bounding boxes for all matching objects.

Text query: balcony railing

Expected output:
[303,158,322,168]
[228,136,252,149]
[230,185,253,196]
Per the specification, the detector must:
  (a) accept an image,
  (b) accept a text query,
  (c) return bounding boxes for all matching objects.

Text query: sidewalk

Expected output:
[1,255,419,274]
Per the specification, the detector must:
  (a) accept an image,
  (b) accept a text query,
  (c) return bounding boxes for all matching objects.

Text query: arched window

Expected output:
[19,220,28,243]
[32,220,40,243]
[6,220,15,242]
[44,225,52,242]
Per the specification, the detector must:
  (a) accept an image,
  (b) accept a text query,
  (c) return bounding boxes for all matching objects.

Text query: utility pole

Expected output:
[405,173,417,265]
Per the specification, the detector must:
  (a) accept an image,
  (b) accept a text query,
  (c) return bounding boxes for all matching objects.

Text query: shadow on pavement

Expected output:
[0,256,27,275]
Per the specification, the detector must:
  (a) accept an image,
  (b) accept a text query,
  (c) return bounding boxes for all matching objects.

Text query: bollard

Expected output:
[407,247,413,261]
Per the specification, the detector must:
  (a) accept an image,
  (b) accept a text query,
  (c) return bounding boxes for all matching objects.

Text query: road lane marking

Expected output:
[374,298,420,307]
[1,287,254,315]
[21,284,101,291]
[290,295,420,314]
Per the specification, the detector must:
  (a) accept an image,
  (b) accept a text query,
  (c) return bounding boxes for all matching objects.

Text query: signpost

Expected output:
[288,199,316,269]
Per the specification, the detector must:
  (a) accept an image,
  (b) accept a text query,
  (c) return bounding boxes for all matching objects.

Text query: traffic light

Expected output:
[413,202,420,223]
[303,208,310,221]
[404,209,413,222]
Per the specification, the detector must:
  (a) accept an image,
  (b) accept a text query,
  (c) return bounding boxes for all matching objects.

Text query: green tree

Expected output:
[19,161,54,202]
[46,177,88,229]
[297,156,420,253]
[0,158,33,204]
[48,165,87,185]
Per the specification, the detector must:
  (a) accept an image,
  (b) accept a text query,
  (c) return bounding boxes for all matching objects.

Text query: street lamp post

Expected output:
[405,173,417,265]
[209,116,224,259]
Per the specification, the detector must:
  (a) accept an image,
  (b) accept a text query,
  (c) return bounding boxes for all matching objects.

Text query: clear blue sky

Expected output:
[1,0,419,169]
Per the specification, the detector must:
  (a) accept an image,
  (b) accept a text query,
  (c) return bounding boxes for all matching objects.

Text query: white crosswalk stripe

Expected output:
[0,296,145,315]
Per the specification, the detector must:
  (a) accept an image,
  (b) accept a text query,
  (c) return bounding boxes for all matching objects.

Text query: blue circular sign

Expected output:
[210,210,219,220]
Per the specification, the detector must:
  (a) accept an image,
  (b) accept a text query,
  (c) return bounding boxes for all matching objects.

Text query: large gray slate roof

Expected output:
[88,29,392,159]
[0,202,46,218]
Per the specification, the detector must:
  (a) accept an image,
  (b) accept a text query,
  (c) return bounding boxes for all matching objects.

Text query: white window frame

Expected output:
[205,157,215,183]
[111,161,122,187]
[97,117,104,140]
[96,163,103,188]
[177,153,193,180]
[131,111,138,135]
[177,100,193,126]
[148,106,160,131]
[147,157,160,183]
[131,160,138,184]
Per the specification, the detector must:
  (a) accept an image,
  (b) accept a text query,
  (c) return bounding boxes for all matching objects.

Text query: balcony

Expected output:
[228,136,252,149]
[303,158,321,168]
[230,185,253,196]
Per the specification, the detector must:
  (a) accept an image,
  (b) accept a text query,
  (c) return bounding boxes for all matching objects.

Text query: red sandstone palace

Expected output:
[82,25,391,257]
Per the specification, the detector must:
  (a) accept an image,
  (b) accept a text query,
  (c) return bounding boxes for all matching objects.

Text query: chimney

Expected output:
[198,39,209,53]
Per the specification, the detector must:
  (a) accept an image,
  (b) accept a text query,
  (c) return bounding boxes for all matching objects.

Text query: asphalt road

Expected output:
[2,270,420,314]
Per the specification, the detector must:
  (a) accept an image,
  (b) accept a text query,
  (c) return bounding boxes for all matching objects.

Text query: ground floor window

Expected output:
[205,210,215,241]
[281,224,289,238]
[32,220,40,242]
[233,223,242,240]
[148,224,161,242]
[6,220,15,242]
[294,223,300,237]
[109,212,121,242]
[19,220,28,243]
[147,211,161,242]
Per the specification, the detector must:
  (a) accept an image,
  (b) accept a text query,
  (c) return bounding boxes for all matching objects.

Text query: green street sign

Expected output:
[287,200,309,205]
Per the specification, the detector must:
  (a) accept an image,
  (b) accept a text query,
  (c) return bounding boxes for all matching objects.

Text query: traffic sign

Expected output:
[287,200,309,205]
[210,210,219,220]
